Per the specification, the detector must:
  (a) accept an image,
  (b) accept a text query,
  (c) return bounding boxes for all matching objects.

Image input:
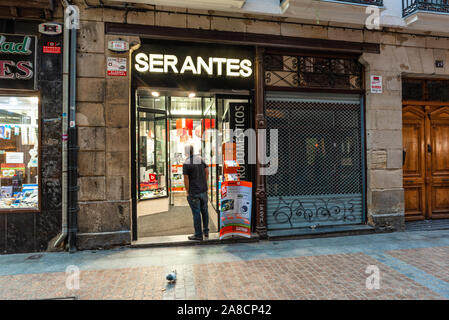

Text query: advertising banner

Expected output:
[219,180,252,239]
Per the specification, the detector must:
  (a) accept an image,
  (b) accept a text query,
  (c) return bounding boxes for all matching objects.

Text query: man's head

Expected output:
[185,144,194,158]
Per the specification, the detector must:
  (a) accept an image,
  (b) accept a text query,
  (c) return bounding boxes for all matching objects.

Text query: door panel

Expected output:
[429,107,449,218]
[402,104,449,220]
[402,106,426,220]
[137,111,168,200]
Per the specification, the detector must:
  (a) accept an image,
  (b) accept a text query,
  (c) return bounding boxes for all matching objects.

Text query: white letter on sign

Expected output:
[164,55,179,73]
[180,56,197,74]
[149,54,164,73]
[226,58,241,77]
[240,59,252,77]
[135,53,148,72]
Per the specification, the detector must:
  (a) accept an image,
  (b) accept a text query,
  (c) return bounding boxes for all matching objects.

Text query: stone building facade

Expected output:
[4,0,449,253]
[67,0,449,249]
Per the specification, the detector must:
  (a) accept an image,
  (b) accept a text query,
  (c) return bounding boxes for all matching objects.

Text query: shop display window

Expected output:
[0,96,39,210]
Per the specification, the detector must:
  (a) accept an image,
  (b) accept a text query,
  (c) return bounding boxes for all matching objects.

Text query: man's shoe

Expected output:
[188,235,203,241]
[204,233,209,239]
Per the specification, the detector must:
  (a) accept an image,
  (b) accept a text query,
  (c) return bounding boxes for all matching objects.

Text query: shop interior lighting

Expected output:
[9,97,18,106]
[151,91,160,97]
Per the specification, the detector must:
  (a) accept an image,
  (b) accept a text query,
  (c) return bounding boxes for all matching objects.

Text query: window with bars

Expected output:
[264,54,363,91]
[402,79,449,101]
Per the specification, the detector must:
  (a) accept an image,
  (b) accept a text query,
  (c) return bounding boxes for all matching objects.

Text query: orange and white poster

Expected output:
[219,180,252,239]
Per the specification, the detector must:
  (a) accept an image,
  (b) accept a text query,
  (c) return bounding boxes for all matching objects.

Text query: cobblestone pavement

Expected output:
[0,230,449,300]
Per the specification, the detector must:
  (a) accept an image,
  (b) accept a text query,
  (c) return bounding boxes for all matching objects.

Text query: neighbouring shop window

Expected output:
[265,93,364,230]
[0,96,39,210]
[264,54,363,90]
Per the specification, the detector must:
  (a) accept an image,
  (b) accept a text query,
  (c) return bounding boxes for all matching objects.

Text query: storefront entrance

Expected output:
[130,39,255,241]
[133,88,253,240]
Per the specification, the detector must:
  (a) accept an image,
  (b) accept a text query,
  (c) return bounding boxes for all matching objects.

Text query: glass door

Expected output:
[137,110,167,200]
[169,117,204,206]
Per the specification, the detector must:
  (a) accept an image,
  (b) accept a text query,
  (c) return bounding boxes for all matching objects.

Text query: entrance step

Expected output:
[131,233,260,248]
[406,219,449,232]
[267,224,375,240]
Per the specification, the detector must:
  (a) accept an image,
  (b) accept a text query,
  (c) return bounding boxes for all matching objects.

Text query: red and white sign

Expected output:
[108,40,129,52]
[43,41,61,54]
[371,75,383,94]
[43,46,61,54]
[39,23,62,35]
[107,57,127,76]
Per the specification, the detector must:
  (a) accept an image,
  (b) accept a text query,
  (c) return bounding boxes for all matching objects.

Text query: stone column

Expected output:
[360,45,406,232]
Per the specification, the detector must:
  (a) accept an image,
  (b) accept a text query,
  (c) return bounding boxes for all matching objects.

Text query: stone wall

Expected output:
[69,0,449,248]
[361,40,449,232]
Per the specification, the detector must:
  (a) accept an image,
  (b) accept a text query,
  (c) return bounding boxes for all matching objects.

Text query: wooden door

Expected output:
[403,104,449,220]
[428,106,449,219]
[403,106,427,220]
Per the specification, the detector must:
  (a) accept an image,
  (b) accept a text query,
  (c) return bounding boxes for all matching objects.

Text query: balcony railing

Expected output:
[403,0,449,17]
[331,0,383,5]
[280,0,383,6]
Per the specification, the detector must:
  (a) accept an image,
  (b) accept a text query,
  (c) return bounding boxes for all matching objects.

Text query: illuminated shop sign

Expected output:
[0,34,36,90]
[135,54,252,78]
[132,40,254,91]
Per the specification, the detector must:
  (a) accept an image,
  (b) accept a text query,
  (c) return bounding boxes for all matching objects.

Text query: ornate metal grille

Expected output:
[265,95,364,230]
[403,0,449,17]
[265,54,363,90]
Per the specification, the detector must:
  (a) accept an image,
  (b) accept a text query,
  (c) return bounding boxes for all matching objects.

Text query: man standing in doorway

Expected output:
[183,145,209,241]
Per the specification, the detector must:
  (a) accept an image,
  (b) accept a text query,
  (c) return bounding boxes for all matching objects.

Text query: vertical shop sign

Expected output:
[0,34,36,90]
[230,102,251,181]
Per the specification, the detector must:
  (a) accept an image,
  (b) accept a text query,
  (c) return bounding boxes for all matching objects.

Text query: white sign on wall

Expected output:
[6,152,24,164]
[107,57,127,76]
[371,75,383,93]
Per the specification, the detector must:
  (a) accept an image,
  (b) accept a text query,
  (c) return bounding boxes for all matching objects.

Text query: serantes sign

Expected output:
[132,40,254,91]
[0,34,36,91]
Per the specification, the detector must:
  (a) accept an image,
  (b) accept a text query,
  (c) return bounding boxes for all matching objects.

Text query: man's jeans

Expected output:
[187,192,209,237]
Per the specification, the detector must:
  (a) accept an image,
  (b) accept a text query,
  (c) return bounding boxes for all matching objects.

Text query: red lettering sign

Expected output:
[16,61,33,79]
[0,60,15,79]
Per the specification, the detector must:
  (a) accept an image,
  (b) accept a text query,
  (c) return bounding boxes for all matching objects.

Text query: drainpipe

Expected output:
[54,0,70,248]
[67,3,79,253]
